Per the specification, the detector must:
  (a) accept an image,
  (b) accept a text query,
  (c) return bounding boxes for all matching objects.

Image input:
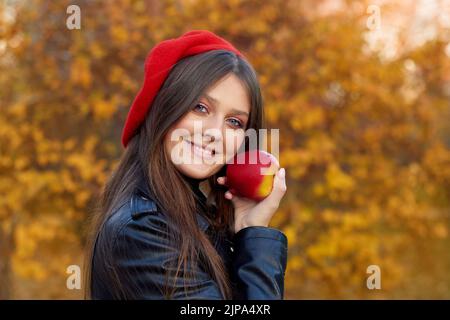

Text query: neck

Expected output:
[183,175,209,203]
[184,175,201,188]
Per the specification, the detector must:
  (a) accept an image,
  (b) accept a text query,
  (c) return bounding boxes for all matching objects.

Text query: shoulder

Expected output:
[99,194,171,250]
[92,194,174,299]
[97,192,213,254]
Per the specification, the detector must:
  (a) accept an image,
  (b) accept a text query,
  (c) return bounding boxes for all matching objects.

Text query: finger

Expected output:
[263,157,280,175]
[226,190,255,210]
[265,168,287,204]
[271,156,280,170]
[225,189,244,202]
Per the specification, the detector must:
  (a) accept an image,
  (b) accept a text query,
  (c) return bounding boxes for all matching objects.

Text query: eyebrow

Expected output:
[202,93,250,117]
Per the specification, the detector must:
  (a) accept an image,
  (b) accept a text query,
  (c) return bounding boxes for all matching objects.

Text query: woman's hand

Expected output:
[217,167,287,234]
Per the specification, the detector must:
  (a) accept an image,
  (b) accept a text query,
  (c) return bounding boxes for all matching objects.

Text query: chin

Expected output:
[178,164,218,180]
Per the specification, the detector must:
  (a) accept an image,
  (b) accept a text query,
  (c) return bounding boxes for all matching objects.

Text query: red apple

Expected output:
[225,150,279,201]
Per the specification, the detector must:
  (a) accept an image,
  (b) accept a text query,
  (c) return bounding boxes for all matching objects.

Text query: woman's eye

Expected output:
[228,118,243,128]
[193,103,208,113]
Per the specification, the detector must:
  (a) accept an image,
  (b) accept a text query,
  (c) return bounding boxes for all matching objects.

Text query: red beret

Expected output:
[121,30,245,147]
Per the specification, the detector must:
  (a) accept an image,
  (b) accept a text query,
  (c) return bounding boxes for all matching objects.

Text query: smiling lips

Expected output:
[185,139,216,160]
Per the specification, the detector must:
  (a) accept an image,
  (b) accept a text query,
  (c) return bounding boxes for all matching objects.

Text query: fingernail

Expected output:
[279,168,285,178]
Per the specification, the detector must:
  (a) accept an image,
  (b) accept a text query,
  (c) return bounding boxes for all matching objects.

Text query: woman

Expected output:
[84,30,288,300]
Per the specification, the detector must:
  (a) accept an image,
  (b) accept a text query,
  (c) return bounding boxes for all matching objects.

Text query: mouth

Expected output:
[184,139,217,159]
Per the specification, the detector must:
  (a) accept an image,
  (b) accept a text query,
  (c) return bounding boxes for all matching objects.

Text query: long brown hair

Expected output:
[84,49,264,299]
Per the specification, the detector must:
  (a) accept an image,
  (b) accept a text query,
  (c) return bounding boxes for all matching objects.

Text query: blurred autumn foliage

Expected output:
[1,0,449,299]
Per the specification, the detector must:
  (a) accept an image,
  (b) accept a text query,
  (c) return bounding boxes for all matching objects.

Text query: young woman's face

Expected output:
[165,73,251,180]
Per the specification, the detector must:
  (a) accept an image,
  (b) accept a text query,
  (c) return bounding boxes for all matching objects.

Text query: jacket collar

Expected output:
[135,175,153,199]
[134,175,211,232]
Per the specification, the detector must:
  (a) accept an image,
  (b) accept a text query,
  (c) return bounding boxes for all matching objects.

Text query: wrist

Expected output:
[235,220,269,233]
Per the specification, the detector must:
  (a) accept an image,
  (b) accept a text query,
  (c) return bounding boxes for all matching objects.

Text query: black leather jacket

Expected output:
[91,179,288,300]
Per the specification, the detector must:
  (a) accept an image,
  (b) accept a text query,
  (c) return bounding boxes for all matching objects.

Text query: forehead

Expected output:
[203,74,251,113]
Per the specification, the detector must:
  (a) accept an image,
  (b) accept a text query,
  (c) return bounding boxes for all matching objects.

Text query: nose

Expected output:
[202,114,224,144]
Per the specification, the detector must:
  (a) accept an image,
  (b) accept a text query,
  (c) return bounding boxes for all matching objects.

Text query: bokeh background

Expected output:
[1,0,449,299]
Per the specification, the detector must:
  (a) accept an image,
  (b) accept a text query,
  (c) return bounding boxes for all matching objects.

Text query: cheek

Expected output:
[164,115,194,149]
[176,114,195,130]
[164,126,185,155]
[163,132,174,157]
